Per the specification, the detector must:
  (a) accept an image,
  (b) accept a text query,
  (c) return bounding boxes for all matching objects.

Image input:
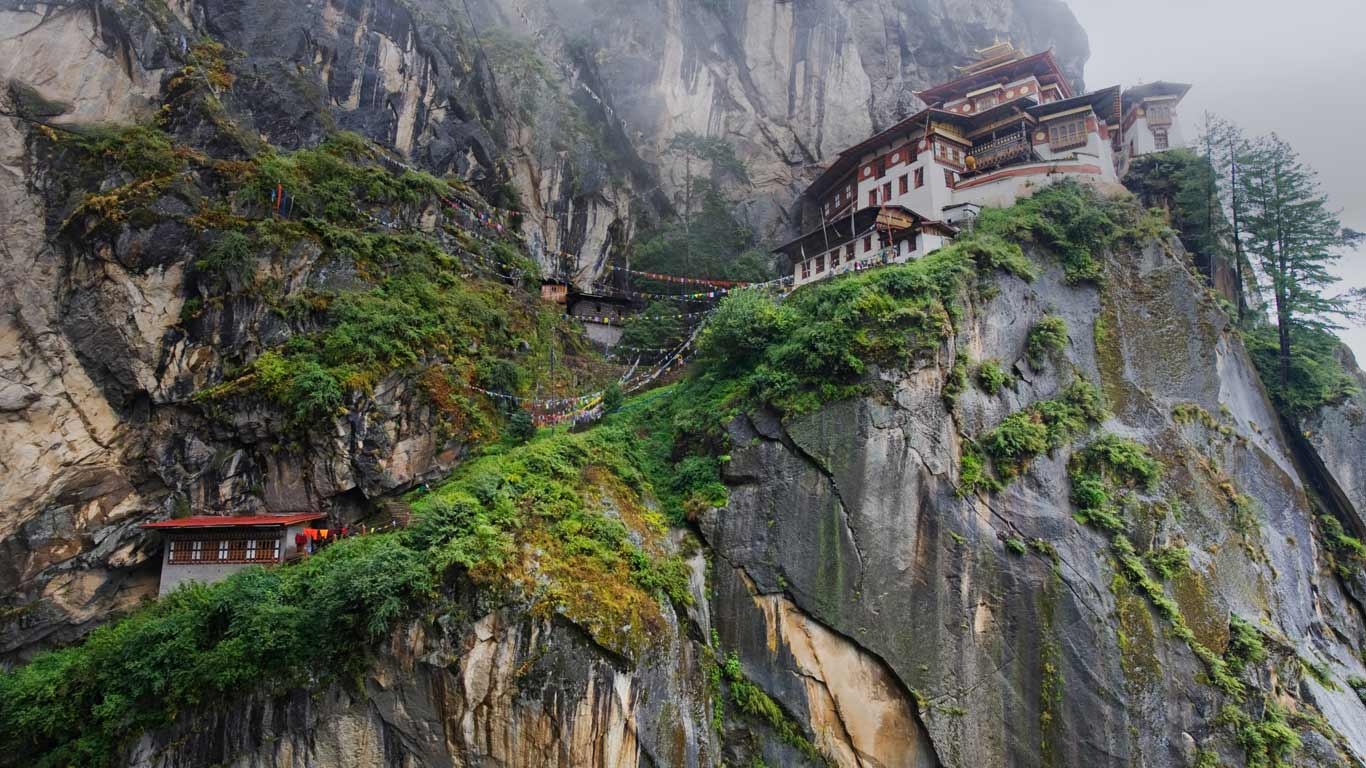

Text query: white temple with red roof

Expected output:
[775,41,1190,286]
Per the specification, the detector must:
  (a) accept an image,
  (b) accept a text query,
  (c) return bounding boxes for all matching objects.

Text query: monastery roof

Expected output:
[1122,81,1192,109]
[915,49,1073,105]
[141,513,325,529]
[1028,84,1123,124]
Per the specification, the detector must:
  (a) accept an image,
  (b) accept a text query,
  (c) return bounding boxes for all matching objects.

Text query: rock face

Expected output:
[467,0,1088,280]
[111,234,1366,768]
[1303,348,1366,528]
[704,238,1366,766]
[127,608,719,768]
[12,1,1366,766]
[0,0,1088,662]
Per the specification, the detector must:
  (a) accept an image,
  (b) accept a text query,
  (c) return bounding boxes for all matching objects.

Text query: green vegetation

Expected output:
[0,536,433,768]
[1124,148,1227,269]
[969,180,1167,284]
[633,132,772,282]
[977,379,1106,481]
[1316,513,1366,579]
[1005,537,1027,556]
[1224,616,1268,675]
[1,425,691,766]
[975,359,1015,394]
[1245,324,1357,416]
[1348,676,1366,705]
[407,428,691,651]
[721,653,825,761]
[1144,545,1190,580]
[1067,434,1161,531]
[1219,702,1302,768]
[1026,315,1069,367]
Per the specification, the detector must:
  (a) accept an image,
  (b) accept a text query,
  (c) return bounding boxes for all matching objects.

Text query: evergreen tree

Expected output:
[1239,134,1359,392]
[631,132,773,282]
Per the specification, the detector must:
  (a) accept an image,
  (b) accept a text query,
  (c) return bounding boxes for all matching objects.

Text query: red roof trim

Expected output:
[141,513,325,529]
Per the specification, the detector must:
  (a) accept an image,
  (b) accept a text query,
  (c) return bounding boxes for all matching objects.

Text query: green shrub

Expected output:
[1005,537,1027,555]
[1145,545,1190,580]
[978,379,1106,479]
[1245,322,1357,417]
[976,359,1015,394]
[1224,616,1267,675]
[1027,315,1068,366]
[983,410,1049,469]
[0,536,434,767]
[1219,702,1301,768]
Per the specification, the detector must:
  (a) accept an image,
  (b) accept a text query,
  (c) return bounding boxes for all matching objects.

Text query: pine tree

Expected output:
[1239,134,1358,391]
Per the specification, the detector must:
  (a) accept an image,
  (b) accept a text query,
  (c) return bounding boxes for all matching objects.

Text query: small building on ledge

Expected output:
[566,291,638,348]
[774,205,957,288]
[141,513,323,595]
[778,41,1190,286]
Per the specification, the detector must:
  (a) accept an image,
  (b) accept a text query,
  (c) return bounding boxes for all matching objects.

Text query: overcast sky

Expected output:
[1064,0,1366,358]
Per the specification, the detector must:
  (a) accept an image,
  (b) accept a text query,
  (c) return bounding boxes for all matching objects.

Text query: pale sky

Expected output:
[1064,0,1366,358]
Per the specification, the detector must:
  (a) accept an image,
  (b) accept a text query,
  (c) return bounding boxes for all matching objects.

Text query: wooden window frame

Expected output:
[1048,118,1087,151]
[913,167,924,189]
[899,175,908,195]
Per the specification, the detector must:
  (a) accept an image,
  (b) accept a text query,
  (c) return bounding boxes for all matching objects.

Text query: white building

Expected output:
[141,512,323,595]
[1115,81,1192,177]
[775,42,1191,285]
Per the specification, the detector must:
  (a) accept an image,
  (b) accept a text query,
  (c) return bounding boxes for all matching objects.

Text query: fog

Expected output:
[1064,0,1366,357]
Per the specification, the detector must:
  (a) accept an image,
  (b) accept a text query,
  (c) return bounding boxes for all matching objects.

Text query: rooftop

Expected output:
[141,513,325,529]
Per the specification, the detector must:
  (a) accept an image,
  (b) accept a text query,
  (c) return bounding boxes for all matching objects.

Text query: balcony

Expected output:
[969,132,1033,172]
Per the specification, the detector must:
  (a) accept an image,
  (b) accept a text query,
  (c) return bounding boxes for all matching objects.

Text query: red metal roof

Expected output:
[141,513,325,529]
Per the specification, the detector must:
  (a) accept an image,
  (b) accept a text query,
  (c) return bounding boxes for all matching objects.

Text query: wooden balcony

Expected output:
[969,132,1033,171]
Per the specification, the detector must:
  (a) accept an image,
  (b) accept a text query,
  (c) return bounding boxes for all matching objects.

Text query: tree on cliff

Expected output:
[1239,133,1361,402]
[633,133,772,282]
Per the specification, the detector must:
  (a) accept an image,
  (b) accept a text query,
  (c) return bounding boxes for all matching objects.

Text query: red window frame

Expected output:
[899,175,908,195]
[914,168,924,188]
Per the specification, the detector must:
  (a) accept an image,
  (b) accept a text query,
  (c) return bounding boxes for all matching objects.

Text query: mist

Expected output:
[1066,0,1366,357]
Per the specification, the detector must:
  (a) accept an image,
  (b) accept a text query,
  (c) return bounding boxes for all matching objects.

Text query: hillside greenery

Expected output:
[0,180,1212,767]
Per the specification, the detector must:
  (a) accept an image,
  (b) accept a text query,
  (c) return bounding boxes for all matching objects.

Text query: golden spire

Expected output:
[957,39,1023,74]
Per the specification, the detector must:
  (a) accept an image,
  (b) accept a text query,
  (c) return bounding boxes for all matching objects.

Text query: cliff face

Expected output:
[0,0,1087,662]
[9,1,1366,767]
[113,226,1366,768]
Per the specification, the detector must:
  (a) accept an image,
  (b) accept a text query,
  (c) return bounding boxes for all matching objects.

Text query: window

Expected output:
[1146,102,1172,125]
[1152,127,1169,150]
[169,540,191,564]
[816,255,825,272]
[863,236,872,252]
[829,249,839,267]
[191,539,203,561]
[1048,118,1087,150]
[845,243,854,260]
[975,93,999,111]
[245,538,257,561]
[914,168,924,188]
[944,169,956,188]
[801,260,810,279]
[882,182,891,203]
[899,175,908,195]
[868,190,877,207]
[218,539,230,561]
